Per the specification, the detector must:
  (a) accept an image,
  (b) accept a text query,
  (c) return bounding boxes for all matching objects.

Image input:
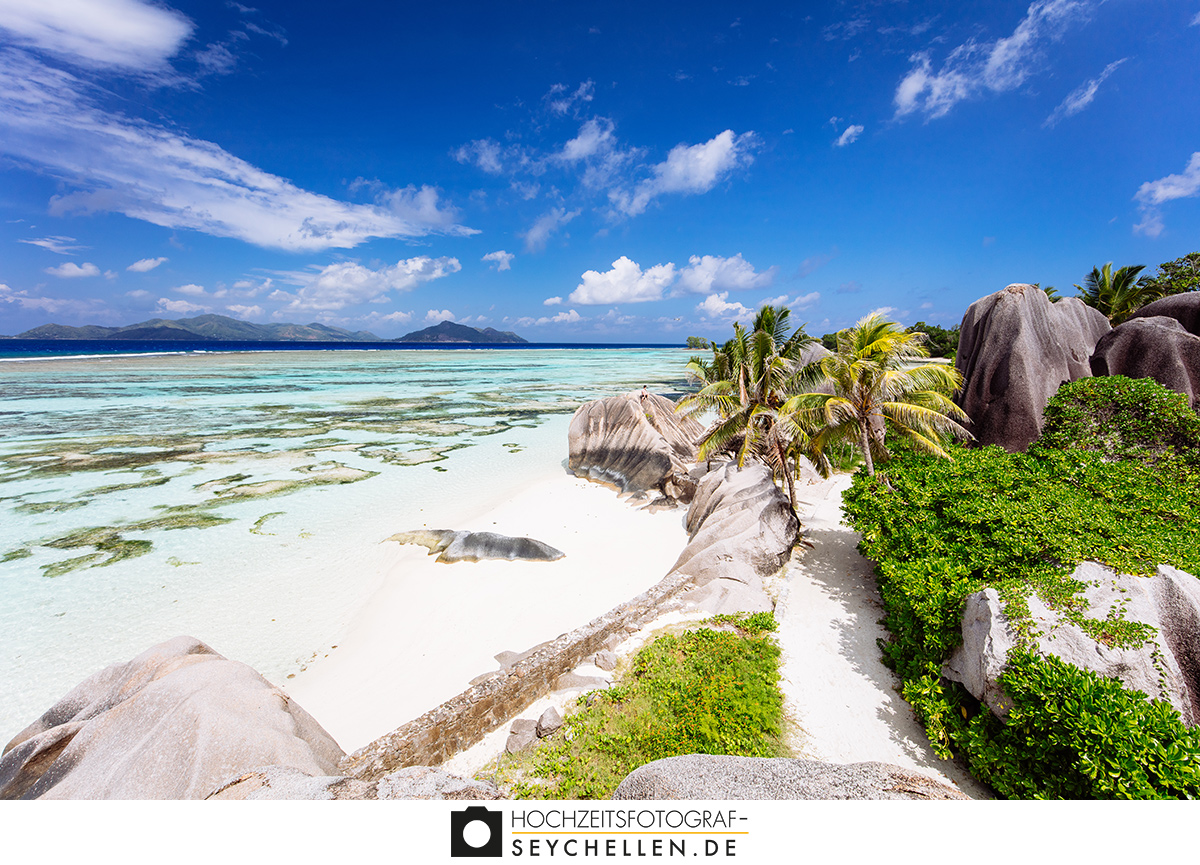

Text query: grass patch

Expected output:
[506,619,786,799]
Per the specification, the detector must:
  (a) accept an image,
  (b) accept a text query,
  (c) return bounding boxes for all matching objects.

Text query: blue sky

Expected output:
[2,0,1199,342]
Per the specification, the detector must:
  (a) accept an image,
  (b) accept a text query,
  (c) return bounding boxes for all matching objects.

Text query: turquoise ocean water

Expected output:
[0,347,690,741]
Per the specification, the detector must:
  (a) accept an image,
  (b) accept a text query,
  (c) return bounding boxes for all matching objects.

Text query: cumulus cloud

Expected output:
[676,253,775,295]
[556,118,616,163]
[19,235,82,254]
[1044,58,1127,127]
[173,283,206,296]
[45,260,99,277]
[225,303,263,319]
[521,207,580,252]
[609,130,757,216]
[127,256,167,272]
[515,308,583,327]
[568,256,677,304]
[156,297,208,314]
[834,124,864,147]
[425,308,455,323]
[274,256,461,311]
[0,0,193,72]
[893,0,1092,120]
[482,250,514,271]
[543,296,563,306]
[696,292,752,319]
[1,282,103,315]
[0,50,475,252]
[1134,152,1200,237]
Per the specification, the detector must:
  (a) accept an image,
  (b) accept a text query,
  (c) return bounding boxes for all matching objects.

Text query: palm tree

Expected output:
[780,313,971,476]
[1074,262,1157,323]
[677,305,817,505]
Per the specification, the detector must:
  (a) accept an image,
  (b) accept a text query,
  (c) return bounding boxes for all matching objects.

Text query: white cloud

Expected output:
[521,207,580,252]
[834,124,864,147]
[1134,152,1200,237]
[44,260,99,277]
[225,304,263,319]
[869,306,897,319]
[545,80,594,115]
[275,256,461,311]
[0,282,102,315]
[0,50,475,252]
[760,294,790,307]
[792,291,821,310]
[894,1,1092,120]
[482,250,514,271]
[696,292,752,320]
[18,235,82,254]
[173,283,206,296]
[568,256,677,304]
[515,309,584,327]
[125,288,151,298]
[127,256,167,272]
[156,297,208,314]
[452,139,505,174]
[676,253,775,295]
[543,296,563,306]
[0,0,192,71]
[1192,11,1200,26]
[556,117,615,163]
[366,310,414,325]
[1044,58,1126,127]
[425,308,455,323]
[610,130,757,216]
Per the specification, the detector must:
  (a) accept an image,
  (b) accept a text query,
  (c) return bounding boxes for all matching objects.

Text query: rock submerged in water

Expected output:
[568,390,703,501]
[0,636,344,800]
[388,528,565,563]
[613,755,967,800]
[944,562,1200,724]
[956,284,1110,451]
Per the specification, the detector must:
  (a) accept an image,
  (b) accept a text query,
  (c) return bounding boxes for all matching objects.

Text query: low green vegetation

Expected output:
[685,336,711,349]
[904,322,959,358]
[842,377,1200,798]
[507,615,786,799]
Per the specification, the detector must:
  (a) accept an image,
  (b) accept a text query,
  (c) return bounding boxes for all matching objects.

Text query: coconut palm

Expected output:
[677,305,818,505]
[780,313,971,476]
[1074,262,1157,323]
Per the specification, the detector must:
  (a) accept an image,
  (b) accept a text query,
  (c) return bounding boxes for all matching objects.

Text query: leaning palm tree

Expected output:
[781,313,971,476]
[1074,262,1157,323]
[677,305,817,505]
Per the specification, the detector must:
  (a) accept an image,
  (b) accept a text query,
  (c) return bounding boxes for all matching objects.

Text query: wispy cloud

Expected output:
[18,235,83,254]
[127,256,167,272]
[545,80,594,116]
[834,124,864,147]
[1134,152,1200,237]
[482,250,514,271]
[514,309,583,327]
[521,207,580,252]
[0,50,475,251]
[609,130,757,217]
[894,1,1093,120]
[1044,58,1126,127]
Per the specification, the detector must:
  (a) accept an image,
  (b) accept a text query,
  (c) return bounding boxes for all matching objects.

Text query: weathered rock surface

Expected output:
[944,562,1200,723]
[1,636,344,800]
[568,390,703,500]
[536,707,563,738]
[670,461,799,614]
[506,719,538,753]
[1126,291,1200,335]
[613,755,966,800]
[1089,316,1200,408]
[388,528,565,563]
[956,284,1111,451]
[207,764,501,800]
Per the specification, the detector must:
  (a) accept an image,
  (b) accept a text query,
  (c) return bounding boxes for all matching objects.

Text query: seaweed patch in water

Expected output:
[251,511,285,535]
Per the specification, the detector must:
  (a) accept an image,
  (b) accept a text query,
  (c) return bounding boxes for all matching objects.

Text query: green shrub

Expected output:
[842,429,1200,797]
[1035,376,1200,467]
[508,621,786,799]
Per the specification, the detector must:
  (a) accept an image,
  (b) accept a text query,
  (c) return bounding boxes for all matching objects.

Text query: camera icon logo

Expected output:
[449,805,504,857]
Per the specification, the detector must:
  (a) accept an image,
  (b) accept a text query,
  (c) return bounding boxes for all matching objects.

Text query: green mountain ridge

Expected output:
[393,320,528,344]
[9,314,383,342]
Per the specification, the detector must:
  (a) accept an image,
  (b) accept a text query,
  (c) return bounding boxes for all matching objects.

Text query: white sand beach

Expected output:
[285,471,689,753]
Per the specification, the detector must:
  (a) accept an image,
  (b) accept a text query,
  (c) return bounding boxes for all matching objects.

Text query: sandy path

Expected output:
[775,475,990,798]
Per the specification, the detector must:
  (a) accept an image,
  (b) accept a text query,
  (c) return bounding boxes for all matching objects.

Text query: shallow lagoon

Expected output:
[0,348,690,740]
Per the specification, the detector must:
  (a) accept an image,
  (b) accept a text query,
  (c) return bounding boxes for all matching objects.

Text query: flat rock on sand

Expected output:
[774,476,988,798]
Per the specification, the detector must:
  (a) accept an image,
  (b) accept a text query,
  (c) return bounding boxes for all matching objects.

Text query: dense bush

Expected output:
[509,618,786,799]
[842,405,1200,797]
[1035,375,1200,467]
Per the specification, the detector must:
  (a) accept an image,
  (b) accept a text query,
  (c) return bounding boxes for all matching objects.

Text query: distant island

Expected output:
[5,314,527,344]
[393,320,527,344]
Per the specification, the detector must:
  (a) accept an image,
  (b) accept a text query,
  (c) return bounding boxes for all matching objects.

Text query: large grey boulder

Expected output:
[944,562,1200,723]
[568,390,703,500]
[387,528,565,563]
[613,755,966,800]
[1089,316,1200,408]
[1126,291,1200,335]
[0,636,344,799]
[956,284,1110,451]
[670,462,799,614]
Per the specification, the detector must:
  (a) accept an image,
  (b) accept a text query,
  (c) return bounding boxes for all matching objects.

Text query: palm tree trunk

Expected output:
[858,421,875,476]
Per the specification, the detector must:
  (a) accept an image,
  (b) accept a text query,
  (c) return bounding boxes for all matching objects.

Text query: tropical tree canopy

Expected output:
[1144,252,1200,297]
[780,313,971,476]
[1073,262,1157,324]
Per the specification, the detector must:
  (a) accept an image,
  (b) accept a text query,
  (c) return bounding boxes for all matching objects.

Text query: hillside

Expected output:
[11,314,381,342]
[394,320,528,344]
